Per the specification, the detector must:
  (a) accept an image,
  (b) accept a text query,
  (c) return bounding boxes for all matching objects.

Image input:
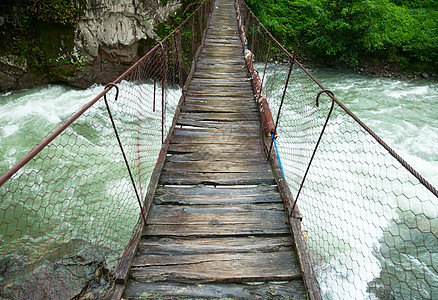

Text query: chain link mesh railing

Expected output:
[0,1,213,298]
[236,0,438,299]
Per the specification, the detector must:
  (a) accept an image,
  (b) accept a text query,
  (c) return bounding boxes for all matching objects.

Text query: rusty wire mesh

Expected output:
[0,1,213,298]
[236,0,438,299]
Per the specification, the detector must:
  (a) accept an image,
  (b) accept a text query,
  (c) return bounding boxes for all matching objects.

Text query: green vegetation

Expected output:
[246,0,438,72]
[24,0,79,25]
[0,0,82,78]
[156,0,203,38]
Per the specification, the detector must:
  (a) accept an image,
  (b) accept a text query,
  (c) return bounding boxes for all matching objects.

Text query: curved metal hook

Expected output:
[104,83,119,102]
[102,82,147,226]
[316,89,334,107]
[292,90,336,214]
[158,41,165,51]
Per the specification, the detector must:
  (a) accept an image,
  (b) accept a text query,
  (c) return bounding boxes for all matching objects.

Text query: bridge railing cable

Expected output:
[236,0,438,299]
[0,1,214,298]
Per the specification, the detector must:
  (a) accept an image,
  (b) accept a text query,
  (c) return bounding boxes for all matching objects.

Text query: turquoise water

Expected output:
[311,69,437,186]
[290,69,438,299]
[258,64,437,299]
[0,82,181,298]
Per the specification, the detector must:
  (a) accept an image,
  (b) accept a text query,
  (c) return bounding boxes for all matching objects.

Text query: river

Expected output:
[0,70,437,299]
[301,69,438,299]
[312,69,437,186]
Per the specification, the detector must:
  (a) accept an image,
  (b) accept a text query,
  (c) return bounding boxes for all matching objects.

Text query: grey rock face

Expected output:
[0,0,182,92]
[76,0,181,63]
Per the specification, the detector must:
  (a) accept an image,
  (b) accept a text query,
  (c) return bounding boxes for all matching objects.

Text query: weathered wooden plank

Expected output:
[199,53,244,59]
[184,94,253,99]
[198,51,243,58]
[166,153,264,163]
[192,74,246,80]
[191,76,248,81]
[194,65,246,71]
[186,82,252,94]
[155,184,279,197]
[150,203,285,214]
[170,134,260,145]
[159,171,275,185]
[189,76,249,82]
[182,99,255,104]
[203,41,242,46]
[195,58,244,65]
[154,186,278,199]
[173,127,259,136]
[133,251,298,268]
[144,221,288,237]
[182,98,255,104]
[196,63,245,69]
[187,86,253,93]
[153,194,282,205]
[206,29,238,34]
[162,160,271,173]
[185,90,254,98]
[190,78,249,85]
[172,127,260,136]
[177,112,258,122]
[193,70,247,76]
[183,99,256,106]
[187,88,251,93]
[184,96,255,102]
[205,36,241,41]
[203,43,242,48]
[130,252,301,283]
[175,119,260,129]
[123,281,307,299]
[137,236,293,255]
[181,103,256,111]
[147,211,286,225]
[167,142,262,154]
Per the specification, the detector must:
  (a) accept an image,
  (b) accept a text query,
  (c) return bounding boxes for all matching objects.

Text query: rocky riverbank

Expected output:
[299,56,438,81]
[0,0,184,93]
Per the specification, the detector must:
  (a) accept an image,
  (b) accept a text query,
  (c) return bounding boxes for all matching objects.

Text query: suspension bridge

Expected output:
[1,0,437,299]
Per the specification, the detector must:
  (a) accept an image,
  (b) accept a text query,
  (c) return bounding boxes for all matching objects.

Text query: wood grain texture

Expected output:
[130,252,301,283]
[162,160,272,173]
[137,236,294,255]
[143,222,290,237]
[170,134,261,145]
[159,171,276,185]
[123,281,307,299]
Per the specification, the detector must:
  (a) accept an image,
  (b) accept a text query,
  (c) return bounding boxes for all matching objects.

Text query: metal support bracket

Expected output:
[104,83,148,226]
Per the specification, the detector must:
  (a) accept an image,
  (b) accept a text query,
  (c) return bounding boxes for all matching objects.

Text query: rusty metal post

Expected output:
[261,40,272,87]
[177,28,184,88]
[245,8,250,36]
[153,69,157,112]
[103,83,148,227]
[292,90,335,213]
[251,23,257,53]
[191,15,196,58]
[198,9,202,44]
[202,1,206,31]
[268,47,298,158]
[159,42,167,143]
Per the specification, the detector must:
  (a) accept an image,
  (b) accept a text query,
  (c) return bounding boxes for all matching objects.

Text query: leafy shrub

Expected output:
[246,0,438,71]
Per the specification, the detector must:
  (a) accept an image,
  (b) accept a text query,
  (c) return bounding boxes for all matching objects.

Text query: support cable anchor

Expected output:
[104,83,148,226]
[291,89,335,215]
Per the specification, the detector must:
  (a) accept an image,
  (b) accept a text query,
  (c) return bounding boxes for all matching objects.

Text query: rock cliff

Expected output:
[0,0,184,93]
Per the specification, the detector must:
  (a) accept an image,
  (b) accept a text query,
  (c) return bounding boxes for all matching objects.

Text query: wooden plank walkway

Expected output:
[122,0,308,298]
